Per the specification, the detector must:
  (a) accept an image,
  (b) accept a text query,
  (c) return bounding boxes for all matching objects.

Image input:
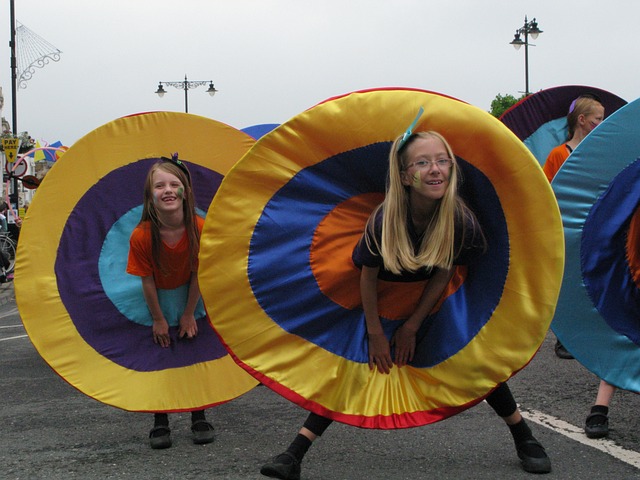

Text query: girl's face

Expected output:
[151,168,185,215]
[401,136,451,204]
[582,104,605,133]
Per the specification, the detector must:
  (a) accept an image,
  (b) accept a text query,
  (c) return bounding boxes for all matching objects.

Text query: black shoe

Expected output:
[191,419,215,444]
[260,452,301,480]
[149,426,172,449]
[516,438,551,474]
[554,341,574,359]
[585,412,609,439]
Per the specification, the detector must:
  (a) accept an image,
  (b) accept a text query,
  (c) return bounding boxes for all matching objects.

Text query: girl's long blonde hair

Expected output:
[365,131,484,274]
[139,160,200,275]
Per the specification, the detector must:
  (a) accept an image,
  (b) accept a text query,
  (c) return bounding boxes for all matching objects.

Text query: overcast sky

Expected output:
[1,0,638,146]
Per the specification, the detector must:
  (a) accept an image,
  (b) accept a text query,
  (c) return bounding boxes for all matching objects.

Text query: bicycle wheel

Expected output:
[0,236,16,273]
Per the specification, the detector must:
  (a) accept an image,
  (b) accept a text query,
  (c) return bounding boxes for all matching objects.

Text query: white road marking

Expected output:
[0,334,28,341]
[0,307,19,319]
[522,408,640,469]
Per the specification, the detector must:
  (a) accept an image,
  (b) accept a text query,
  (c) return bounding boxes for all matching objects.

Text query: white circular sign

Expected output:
[5,157,28,177]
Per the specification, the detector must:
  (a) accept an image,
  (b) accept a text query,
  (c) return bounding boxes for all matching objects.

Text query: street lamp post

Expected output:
[509,16,543,96]
[8,0,19,206]
[155,75,218,113]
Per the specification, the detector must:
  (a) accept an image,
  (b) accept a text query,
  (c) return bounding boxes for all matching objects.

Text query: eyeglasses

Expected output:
[404,158,453,170]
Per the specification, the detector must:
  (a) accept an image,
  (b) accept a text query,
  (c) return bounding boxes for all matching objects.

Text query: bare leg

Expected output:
[594,380,616,406]
[502,409,522,426]
[298,426,318,442]
[585,379,615,438]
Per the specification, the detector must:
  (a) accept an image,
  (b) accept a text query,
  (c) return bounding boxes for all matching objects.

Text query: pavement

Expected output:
[0,277,14,306]
[3,284,640,479]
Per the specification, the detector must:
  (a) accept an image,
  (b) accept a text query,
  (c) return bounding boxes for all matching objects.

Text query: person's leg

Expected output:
[191,409,215,444]
[486,383,551,474]
[149,413,172,449]
[0,249,8,283]
[594,379,616,405]
[554,338,574,359]
[585,380,616,438]
[260,412,333,480]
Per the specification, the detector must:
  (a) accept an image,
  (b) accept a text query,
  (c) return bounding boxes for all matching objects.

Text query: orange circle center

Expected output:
[309,193,465,321]
[627,208,640,287]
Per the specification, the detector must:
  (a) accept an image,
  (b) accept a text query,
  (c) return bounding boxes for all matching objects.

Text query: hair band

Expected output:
[160,152,192,185]
[397,106,425,152]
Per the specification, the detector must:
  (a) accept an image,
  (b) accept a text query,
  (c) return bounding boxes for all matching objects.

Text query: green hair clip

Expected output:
[397,106,425,152]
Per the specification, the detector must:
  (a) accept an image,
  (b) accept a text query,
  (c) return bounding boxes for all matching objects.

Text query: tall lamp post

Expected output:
[155,75,218,113]
[509,16,543,96]
[8,0,19,206]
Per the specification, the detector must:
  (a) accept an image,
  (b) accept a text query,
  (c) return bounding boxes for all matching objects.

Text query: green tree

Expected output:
[489,93,526,118]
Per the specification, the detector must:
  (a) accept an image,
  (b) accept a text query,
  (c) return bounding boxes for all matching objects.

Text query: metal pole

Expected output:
[524,28,530,96]
[9,0,19,207]
[9,0,17,133]
[183,76,189,113]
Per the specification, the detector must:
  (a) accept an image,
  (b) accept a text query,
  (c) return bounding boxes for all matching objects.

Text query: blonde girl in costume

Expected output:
[546,94,604,360]
[542,92,616,438]
[543,93,605,183]
[260,130,551,479]
[127,156,215,449]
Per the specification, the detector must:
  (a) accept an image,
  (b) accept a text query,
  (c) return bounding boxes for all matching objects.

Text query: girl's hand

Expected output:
[178,313,198,339]
[152,320,171,347]
[368,333,393,374]
[392,325,417,367]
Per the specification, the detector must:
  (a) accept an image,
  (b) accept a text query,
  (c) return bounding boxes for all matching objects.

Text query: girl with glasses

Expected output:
[260,131,551,479]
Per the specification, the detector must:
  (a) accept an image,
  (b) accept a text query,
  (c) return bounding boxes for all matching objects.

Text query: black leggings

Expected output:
[301,382,517,436]
[303,410,333,436]
[485,382,518,418]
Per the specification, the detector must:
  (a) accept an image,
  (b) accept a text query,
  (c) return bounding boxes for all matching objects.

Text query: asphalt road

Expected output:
[2,283,640,480]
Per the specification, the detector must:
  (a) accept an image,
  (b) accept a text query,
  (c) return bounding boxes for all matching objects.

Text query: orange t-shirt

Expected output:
[126,216,203,290]
[543,144,571,182]
[627,210,640,286]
